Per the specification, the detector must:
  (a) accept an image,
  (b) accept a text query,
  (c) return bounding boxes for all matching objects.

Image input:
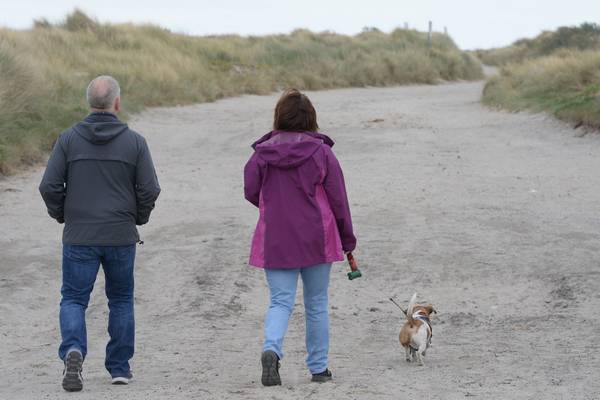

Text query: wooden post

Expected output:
[427,21,432,49]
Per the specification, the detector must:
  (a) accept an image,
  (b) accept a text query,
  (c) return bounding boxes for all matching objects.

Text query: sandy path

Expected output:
[1,81,599,399]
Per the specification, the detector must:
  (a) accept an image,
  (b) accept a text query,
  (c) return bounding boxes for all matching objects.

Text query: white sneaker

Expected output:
[111,371,133,385]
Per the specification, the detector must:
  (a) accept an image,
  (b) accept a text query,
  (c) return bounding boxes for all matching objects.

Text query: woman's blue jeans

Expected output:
[263,263,331,374]
[59,244,136,378]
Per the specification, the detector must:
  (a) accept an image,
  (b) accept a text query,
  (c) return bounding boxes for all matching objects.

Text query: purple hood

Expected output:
[253,131,334,169]
[252,130,335,149]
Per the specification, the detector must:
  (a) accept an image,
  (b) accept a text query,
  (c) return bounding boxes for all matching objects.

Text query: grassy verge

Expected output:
[483,50,600,127]
[479,23,600,128]
[475,23,600,66]
[0,11,482,174]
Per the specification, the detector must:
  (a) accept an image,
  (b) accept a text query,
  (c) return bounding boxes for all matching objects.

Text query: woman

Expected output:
[244,89,356,386]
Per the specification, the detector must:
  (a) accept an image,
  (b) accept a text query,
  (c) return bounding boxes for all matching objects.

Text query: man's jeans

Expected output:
[59,244,136,378]
[263,263,331,374]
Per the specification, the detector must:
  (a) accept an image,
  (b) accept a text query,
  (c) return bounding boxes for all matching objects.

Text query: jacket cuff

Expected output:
[342,239,356,252]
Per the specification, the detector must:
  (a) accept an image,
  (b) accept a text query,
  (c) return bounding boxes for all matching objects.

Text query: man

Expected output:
[39,75,160,391]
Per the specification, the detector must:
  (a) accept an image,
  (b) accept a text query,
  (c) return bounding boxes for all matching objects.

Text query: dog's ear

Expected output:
[425,305,437,315]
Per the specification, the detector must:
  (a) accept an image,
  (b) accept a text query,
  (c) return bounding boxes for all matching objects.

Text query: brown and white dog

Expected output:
[399,293,436,365]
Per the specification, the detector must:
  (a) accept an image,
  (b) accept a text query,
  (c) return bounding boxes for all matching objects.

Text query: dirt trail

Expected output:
[1,81,599,399]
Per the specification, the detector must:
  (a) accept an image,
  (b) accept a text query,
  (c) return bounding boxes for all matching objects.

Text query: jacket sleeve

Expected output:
[39,137,67,224]
[135,137,161,225]
[244,152,262,208]
[323,147,357,252]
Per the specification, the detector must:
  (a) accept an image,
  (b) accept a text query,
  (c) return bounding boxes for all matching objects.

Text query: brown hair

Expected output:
[273,89,319,132]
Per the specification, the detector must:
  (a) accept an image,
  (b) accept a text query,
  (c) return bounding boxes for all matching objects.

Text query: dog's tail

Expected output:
[406,292,417,325]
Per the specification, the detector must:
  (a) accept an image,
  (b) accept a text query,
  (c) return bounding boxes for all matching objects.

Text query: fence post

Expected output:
[427,21,432,49]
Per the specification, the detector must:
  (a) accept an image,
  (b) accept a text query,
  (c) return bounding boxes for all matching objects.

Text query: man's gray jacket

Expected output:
[39,112,161,245]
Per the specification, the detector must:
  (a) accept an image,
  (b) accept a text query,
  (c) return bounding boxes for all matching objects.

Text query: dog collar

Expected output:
[412,311,433,340]
[412,310,430,323]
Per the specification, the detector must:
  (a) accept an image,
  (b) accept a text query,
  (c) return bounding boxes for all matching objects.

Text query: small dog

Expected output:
[399,293,436,365]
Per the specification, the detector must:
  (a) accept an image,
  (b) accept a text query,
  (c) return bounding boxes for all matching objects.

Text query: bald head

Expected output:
[86,75,121,113]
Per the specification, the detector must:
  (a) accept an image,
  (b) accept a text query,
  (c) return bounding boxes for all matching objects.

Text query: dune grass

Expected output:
[479,23,600,128]
[0,10,482,174]
[483,50,600,127]
[483,51,600,127]
[475,23,600,66]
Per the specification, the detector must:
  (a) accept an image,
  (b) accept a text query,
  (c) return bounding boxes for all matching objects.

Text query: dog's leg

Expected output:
[414,326,428,366]
[414,350,423,366]
[416,344,427,366]
[405,346,411,362]
[415,350,424,366]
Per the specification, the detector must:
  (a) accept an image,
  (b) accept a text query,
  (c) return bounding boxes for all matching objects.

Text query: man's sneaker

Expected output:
[62,350,83,392]
[311,368,332,383]
[260,350,281,386]
[111,371,133,385]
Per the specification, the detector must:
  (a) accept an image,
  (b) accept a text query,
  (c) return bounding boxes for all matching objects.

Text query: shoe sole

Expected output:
[112,372,133,385]
[311,375,333,383]
[62,352,83,392]
[261,351,281,386]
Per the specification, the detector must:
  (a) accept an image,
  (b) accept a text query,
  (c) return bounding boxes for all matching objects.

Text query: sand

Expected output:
[1,81,599,399]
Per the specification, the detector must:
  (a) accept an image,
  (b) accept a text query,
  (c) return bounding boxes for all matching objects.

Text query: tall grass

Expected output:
[483,50,600,127]
[475,23,600,66]
[479,23,600,128]
[0,10,482,174]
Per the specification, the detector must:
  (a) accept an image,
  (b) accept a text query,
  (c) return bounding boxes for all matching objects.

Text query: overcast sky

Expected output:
[1,0,597,49]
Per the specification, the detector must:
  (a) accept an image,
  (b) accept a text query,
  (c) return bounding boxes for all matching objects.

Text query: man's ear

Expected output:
[114,97,121,113]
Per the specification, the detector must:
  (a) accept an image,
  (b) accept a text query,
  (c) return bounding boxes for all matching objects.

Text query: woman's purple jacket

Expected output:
[244,130,356,269]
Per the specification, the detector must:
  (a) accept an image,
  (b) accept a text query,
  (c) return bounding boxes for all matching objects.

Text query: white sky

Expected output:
[1,0,597,49]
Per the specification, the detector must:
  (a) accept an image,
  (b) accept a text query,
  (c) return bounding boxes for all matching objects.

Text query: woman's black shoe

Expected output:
[311,368,332,383]
[261,350,281,386]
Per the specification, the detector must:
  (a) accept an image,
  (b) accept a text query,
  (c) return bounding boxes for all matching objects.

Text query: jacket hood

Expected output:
[252,130,334,149]
[254,131,328,169]
[74,113,128,144]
